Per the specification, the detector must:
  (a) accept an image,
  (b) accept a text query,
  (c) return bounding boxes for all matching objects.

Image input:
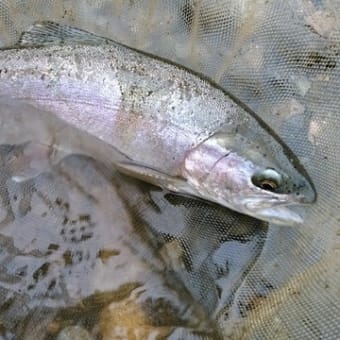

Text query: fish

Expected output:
[0,21,316,225]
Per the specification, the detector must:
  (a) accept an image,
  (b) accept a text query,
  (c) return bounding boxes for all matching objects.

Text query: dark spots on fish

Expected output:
[32,262,50,282]
[41,211,47,217]
[40,74,46,81]
[324,156,328,160]
[146,90,153,96]
[13,195,17,201]
[293,183,305,192]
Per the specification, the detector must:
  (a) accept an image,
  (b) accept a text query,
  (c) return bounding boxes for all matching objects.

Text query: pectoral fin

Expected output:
[116,162,196,195]
[17,21,113,47]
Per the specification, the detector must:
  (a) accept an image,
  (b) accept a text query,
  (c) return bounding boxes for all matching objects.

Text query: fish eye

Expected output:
[252,168,283,192]
[258,179,279,191]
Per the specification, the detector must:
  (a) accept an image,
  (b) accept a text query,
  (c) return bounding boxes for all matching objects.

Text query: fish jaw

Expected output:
[240,198,305,225]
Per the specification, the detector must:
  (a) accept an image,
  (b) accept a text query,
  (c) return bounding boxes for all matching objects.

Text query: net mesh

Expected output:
[0,0,339,339]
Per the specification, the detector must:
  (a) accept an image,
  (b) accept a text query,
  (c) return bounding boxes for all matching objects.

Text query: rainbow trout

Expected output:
[0,22,316,225]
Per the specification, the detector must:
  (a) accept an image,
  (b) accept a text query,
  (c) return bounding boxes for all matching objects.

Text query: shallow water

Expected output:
[0,130,266,338]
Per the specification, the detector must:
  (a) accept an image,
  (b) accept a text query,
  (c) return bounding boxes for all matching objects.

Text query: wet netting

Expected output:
[0,1,339,339]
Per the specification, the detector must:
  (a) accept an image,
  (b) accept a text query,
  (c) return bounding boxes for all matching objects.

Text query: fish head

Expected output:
[183,130,316,225]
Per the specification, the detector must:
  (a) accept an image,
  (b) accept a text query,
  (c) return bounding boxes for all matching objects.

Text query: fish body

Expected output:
[0,37,230,176]
[0,22,316,225]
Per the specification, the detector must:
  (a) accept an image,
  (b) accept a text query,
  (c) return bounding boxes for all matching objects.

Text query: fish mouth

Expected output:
[242,197,307,226]
[252,205,304,225]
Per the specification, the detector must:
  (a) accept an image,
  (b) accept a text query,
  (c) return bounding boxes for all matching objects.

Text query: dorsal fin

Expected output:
[18,21,113,47]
